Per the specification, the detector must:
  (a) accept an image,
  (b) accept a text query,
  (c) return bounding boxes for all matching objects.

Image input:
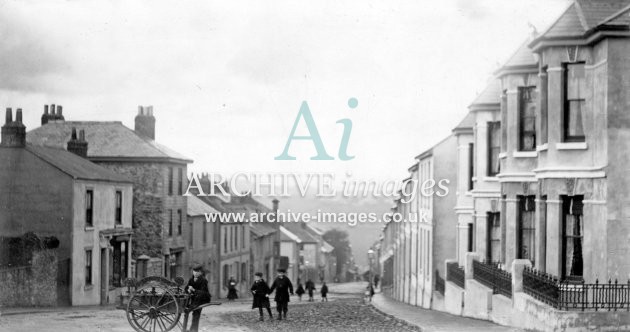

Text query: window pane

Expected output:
[567,101,584,137]
[567,63,585,100]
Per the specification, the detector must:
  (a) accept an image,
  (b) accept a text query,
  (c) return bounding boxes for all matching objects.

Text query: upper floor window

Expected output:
[487,121,500,176]
[85,249,93,285]
[85,190,94,227]
[115,191,122,224]
[168,167,174,196]
[518,86,537,151]
[168,209,173,236]
[177,168,183,195]
[468,143,474,190]
[564,63,585,142]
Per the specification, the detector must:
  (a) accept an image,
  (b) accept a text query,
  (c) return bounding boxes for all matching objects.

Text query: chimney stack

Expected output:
[1,108,26,147]
[272,199,279,213]
[134,105,156,140]
[67,127,88,158]
[41,104,65,125]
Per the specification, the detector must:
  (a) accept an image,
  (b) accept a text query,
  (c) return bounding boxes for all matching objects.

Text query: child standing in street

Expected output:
[320,282,328,302]
[251,272,273,321]
[296,280,305,301]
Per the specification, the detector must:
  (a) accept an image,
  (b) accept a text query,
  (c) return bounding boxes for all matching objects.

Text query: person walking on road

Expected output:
[305,279,316,302]
[295,280,305,301]
[185,264,211,332]
[227,276,238,301]
[251,272,273,322]
[269,268,294,321]
[320,282,328,302]
[366,282,375,302]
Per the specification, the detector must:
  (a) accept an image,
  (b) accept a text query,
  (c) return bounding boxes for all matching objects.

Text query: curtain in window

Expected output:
[519,196,536,263]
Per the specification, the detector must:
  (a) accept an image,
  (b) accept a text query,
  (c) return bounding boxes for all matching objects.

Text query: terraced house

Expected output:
[377,1,630,330]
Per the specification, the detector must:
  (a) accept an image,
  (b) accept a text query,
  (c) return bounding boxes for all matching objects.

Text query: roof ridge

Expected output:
[574,0,591,30]
[598,2,630,26]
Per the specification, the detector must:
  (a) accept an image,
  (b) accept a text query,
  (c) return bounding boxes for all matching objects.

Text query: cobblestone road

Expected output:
[0,282,512,332]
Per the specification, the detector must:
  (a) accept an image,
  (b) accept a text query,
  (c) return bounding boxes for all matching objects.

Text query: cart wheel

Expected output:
[126,284,181,332]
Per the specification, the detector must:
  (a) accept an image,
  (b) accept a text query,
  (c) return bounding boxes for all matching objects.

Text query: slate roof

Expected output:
[0,144,132,183]
[282,223,320,243]
[469,79,501,107]
[187,195,220,216]
[250,223,277,238]
[27,121,191,162]
[536,0,630,40]
[500,40,538,69]
[452,112,475,132]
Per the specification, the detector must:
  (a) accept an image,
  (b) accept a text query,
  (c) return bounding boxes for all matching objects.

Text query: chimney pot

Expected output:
[79,129,85,141]
[51,104,56,115]
[67,127,88,158]
[16,109,22,123]
[44,105,49,114]
[71,127,77,140]
[57,105,62,116]
[5,108,12,124]
[134,106,156,140]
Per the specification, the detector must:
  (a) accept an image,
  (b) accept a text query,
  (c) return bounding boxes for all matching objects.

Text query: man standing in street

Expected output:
[268,268,294,321]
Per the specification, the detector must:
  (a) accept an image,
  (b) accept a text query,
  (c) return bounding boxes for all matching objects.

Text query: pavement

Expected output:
[370,291,522,332]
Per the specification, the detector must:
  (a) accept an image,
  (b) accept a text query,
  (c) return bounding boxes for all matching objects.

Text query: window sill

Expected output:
[536,144,548,152]
[498,152,507,159]
[85,227,94,231]
[556,142,587,150]
[484,177,499,182]
[513,151,537,158]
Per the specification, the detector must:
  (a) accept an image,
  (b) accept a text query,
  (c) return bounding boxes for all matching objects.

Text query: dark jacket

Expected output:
[320,284,328,296]
[269,276,294,303]
[251,279,271,308]
[296,284,305,296]
[186,276,211,308]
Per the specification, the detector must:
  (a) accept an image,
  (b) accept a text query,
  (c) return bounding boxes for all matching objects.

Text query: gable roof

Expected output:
[532,0,630,47]
[0,144,132,183]
[495,40,539,77]
[250,223,277,238]
[27,121,191,163]
[452,112,475,135]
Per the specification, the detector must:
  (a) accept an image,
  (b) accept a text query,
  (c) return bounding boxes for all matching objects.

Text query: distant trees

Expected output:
[323,229,353,278]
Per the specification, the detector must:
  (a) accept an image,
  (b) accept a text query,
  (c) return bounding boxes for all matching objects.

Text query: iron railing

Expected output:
[435,270,445,295]
[523,266,559,307]
[523,267,630,311]
[446,262,465,289]
[559,279,630,311]
[472,260,512,298]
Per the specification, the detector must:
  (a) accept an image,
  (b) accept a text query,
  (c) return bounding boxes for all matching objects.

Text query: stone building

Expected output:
[0,108,133,306]
[27,105,192,279]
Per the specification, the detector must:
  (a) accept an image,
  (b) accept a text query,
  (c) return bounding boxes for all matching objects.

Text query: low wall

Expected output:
[463,279,492,320]
[444,281,464,315]
[0,250,58,307]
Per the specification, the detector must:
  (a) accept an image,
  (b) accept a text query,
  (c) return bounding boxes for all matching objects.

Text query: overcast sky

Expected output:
[1,0,568,183]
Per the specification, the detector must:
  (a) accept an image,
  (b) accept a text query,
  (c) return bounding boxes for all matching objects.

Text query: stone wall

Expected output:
[0,250,58,307]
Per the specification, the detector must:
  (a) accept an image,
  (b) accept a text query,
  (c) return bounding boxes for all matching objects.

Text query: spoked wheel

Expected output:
[126,284,181,332]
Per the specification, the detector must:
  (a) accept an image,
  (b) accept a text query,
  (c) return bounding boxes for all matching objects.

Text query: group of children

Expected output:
[184,265,334,330]
[295,279,328,302]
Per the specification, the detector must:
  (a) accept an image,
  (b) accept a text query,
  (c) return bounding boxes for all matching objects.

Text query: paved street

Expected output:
[0,282,515,332]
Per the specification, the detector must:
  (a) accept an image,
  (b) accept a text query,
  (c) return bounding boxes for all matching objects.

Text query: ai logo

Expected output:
[275,98,358,161]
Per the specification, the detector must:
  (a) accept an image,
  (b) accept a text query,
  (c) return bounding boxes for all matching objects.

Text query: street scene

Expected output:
[2,0,630,331]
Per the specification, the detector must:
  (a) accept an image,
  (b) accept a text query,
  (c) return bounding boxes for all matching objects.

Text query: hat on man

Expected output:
[254,272,263,277]
[192,263,204,272]
[277,268,286,273]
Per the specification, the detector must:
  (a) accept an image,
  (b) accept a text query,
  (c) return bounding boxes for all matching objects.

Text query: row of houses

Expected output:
[375,0,630,330]
[0,104,336,306]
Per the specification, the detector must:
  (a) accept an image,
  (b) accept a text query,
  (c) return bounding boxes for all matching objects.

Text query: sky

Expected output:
[0,0,570,265]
